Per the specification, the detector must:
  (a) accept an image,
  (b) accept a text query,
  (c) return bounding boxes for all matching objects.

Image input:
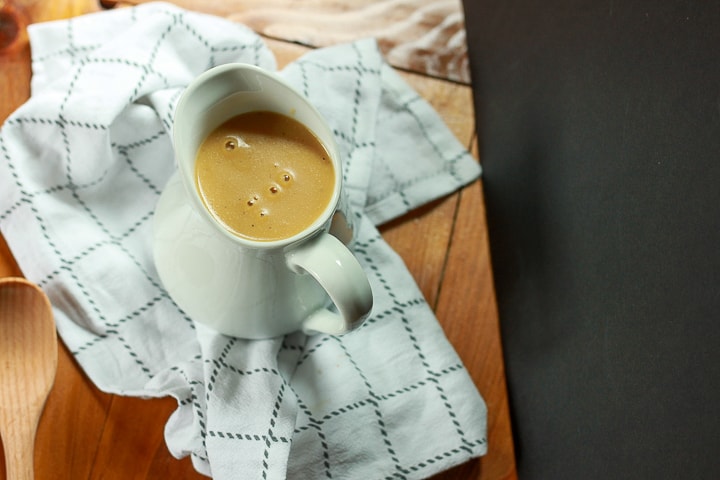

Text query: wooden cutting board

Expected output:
[0,1,515,478]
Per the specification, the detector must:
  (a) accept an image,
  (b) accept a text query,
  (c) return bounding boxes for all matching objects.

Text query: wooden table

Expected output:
[0,1,516,478]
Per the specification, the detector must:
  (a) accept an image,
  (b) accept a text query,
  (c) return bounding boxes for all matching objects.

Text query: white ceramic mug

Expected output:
[153,64,373,339]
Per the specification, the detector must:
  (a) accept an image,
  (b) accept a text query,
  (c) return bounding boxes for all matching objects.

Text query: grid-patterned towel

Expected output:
[0,3,486,479]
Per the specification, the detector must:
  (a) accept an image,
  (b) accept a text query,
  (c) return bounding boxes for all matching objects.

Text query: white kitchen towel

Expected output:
[0,3,486,479]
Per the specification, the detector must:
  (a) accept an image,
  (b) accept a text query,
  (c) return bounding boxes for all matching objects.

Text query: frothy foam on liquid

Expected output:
[194,111,335,242]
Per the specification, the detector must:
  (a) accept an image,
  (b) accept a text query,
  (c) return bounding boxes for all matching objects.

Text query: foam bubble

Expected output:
[224,135,249,150]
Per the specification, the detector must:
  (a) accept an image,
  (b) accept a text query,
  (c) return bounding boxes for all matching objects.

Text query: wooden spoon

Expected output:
[0,277,57,480]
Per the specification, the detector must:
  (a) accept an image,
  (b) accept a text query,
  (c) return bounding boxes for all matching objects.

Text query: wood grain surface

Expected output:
[0,1,515,478]
[0,278,57,480]
[114,0,471,84]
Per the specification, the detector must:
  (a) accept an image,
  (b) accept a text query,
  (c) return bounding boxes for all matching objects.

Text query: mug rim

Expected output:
[173,63,342,251]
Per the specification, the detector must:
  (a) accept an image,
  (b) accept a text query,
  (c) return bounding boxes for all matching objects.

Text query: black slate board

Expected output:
[462,1,720,478]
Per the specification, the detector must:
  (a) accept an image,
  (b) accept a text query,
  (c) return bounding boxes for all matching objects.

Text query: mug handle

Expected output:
[286,233,373,335]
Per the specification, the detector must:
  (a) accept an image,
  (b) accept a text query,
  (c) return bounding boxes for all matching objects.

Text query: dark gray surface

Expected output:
[462,1,720,478]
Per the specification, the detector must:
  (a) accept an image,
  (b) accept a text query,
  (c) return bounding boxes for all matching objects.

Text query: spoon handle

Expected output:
[0,407,39,480]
